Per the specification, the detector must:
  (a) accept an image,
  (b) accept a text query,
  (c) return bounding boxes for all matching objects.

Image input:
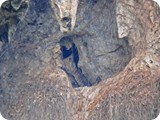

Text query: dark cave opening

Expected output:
[60,41,79,69]
[72,43,79,68]
[61,17,72,31]
[60,35,91,88]
[61,46,72,59]
[0,24,9,43]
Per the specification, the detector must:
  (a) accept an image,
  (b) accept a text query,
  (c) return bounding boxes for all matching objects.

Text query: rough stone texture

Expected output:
[0,0,159,120]
[0,0,28,45]
[51,0,79,32]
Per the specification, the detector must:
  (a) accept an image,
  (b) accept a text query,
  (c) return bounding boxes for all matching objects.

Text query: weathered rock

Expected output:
[0,41,2,51]
[0,0,160,120]
[0,0,28,45]
[51,0,79,32]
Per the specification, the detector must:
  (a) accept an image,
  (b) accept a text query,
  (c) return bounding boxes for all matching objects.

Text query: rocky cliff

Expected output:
[0,0,160,120]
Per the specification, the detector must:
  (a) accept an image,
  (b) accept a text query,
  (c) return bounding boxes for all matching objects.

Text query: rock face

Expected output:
[0,0,160,120]
[51,0,79,32]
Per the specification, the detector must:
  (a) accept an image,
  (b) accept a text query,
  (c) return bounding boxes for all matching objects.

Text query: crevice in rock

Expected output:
[61,46,72,59]
[60,42,79,68]
[61,17,72,31]
[60,35,92,87]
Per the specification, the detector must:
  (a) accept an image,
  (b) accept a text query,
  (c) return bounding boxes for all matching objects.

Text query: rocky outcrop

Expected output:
[51,0,79,32]
[0,0,28,49]
[0,0,160,120]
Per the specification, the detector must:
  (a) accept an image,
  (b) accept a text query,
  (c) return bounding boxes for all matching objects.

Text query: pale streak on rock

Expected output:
[0,41,2,51]
[50,0,79,32]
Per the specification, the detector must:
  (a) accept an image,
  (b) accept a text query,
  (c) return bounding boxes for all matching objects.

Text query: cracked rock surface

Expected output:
[0,0,160,120]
